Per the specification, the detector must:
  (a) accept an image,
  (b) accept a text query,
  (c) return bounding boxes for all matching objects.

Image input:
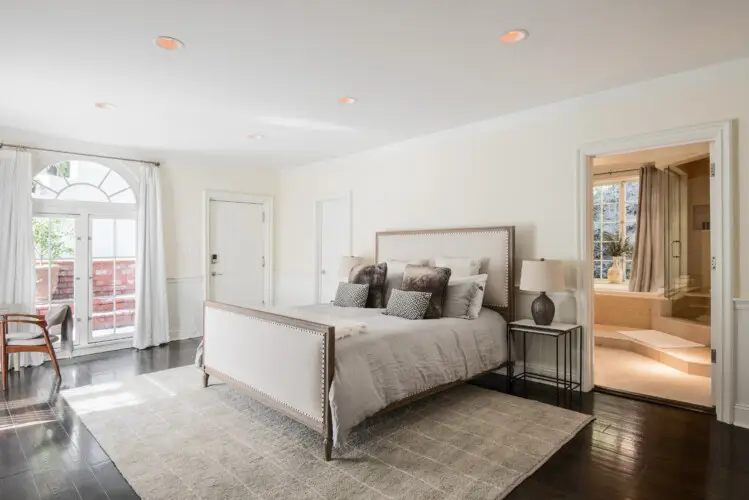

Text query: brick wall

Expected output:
[36,258,137,332]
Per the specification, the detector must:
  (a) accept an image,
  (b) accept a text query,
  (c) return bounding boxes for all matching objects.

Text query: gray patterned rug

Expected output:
[61,366,593,500]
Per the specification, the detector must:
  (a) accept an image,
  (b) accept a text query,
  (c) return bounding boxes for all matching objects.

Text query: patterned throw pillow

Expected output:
[401,265,452,319]
[383,289,432,320]
[333,282,369,308]
[349,262,388,308]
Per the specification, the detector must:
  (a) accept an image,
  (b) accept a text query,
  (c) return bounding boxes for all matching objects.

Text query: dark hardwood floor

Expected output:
[2,339,748,499]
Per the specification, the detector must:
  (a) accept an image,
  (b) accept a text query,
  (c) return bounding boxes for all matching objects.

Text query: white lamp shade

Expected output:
[519,259,565,292]
[339,256,364,280]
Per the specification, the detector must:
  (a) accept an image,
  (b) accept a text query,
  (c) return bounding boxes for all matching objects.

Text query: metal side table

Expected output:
[508,319,583,406]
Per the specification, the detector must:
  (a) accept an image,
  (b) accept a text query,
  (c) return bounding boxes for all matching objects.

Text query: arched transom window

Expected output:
[32,160,136,204]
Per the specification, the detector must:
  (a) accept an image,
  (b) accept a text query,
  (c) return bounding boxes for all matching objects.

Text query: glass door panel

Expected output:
[33,216,77,346]
[90,217,136,342]
[664,167,684,298]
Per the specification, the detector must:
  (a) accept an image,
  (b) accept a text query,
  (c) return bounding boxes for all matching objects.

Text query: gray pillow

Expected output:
[442,280,481,319]
[333,282,369,308]
[401,265,452,319]
[349,262,388,308]
[383,289,432,320]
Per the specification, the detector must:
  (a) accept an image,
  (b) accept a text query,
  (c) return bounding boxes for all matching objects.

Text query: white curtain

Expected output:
[0,150,44,369]
[133,165,170,349]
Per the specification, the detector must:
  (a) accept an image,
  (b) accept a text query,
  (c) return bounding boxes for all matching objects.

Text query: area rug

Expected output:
[617,329,704,348]
[61,366,593,500]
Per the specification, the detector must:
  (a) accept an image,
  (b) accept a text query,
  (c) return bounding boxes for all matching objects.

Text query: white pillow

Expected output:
[434,257,481,278]
[386,259,429,275]
[449,274,488,319]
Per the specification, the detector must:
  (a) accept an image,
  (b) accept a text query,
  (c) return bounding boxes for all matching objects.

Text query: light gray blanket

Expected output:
[286,304,508,445]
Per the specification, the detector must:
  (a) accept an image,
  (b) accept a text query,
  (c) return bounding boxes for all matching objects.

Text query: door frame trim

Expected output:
[313,192,352,304]
[203,190,274,307]
[576,119,735,424]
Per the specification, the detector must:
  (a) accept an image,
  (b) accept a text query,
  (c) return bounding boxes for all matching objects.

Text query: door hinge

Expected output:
[710,162,716,177]
[262,256,266,268]
[262,211,265,223]
[88,236,93,241]
[711,256,717,270]
[711,349,717,364]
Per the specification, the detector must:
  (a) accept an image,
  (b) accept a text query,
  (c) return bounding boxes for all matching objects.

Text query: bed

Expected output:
[202,226,515,460]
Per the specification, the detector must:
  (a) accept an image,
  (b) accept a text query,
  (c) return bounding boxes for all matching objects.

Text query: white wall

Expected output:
[276,58,749,419]
[0,126,278,339]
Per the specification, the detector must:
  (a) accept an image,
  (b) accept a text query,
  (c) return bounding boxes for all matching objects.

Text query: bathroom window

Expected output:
[593,180,639,281]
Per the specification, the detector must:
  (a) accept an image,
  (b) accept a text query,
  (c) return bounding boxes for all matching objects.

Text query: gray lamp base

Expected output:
[531,292,555,325]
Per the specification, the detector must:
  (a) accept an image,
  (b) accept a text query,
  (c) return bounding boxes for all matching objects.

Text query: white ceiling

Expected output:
[2,1,748,168]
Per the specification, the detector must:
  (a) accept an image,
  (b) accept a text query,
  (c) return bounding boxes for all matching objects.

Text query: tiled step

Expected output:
[595,325,711,378]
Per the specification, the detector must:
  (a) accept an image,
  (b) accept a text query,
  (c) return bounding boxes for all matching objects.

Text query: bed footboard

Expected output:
[202,301,335,460]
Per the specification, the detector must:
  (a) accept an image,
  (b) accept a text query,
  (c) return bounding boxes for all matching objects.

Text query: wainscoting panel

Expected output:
[734,299,749,429]
[167,277,204,341]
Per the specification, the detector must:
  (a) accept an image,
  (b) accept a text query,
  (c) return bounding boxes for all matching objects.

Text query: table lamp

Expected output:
[519,258,565,325]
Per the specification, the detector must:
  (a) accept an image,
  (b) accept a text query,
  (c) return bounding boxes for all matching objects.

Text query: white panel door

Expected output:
[209,201,265,308]
[317,196,351,303]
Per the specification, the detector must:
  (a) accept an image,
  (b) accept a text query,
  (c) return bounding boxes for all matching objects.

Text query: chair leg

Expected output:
[1,346,7,391]
[43,332,61,379]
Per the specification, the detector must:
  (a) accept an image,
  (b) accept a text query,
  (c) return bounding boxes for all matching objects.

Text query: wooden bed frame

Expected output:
[202,226,515,461]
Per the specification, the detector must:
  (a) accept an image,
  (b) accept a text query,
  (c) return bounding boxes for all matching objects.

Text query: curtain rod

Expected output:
[0,142,160,167]
[593,167,642,177]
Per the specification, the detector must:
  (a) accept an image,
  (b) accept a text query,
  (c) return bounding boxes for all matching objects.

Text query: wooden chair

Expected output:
[1,313,61,391]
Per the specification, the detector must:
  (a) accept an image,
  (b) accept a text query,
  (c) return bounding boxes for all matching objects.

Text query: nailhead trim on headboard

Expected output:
[376,227,511,308]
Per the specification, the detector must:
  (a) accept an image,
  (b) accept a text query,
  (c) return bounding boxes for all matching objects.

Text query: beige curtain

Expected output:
[629,165,665,292]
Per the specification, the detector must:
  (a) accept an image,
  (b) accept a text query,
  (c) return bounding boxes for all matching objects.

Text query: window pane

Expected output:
[602,223,619,238]
[34,171,67,192]
[593,244,601,260]
[68,161,109,185]
[602,242,613,258]
[115,220,136,257]
[593,222,601,242]
[601,184,621,203]
[601,260,613,279]
[626,223,637,245]
[91,219,114,258]
[592,203,601,221]
[625,181,639,202]
[593,262,601,279]
[110,189,136,204]
[625,202,638,221]
[100,171,130,196]
[58,184,109,202]
[32,182,57,199]
[602,203,619,222]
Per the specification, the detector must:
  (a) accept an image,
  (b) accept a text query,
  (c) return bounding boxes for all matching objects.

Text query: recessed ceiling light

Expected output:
[500,29,528,44]
[338,96,357,105]
[247,134,265,140]
[154,36,185,50]
[94,102,116,110]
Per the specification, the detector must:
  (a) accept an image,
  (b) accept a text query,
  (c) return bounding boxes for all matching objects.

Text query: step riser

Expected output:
[595,336,710,377]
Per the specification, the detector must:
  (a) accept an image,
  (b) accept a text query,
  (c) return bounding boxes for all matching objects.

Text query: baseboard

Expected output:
[735,404,749,429]
[170,329,201,340]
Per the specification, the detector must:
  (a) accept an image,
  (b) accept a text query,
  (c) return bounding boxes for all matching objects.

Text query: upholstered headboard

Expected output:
[375,226,515,321]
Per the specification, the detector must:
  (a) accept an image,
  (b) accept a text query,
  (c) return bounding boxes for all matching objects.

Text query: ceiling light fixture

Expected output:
[338,96,357,105]
[500,29,528,44]
[154,36,185,50]
[247,134,265,140]
[94,102,116,110]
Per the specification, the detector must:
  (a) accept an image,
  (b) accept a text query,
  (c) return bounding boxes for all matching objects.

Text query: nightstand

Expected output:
[507,319,583,405]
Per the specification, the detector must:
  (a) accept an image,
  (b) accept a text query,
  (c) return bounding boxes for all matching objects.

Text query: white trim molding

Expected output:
[577,120,736,424]
[203,190,274,307]
[734,298,749,429]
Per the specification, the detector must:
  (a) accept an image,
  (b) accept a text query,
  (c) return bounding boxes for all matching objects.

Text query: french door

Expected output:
[33,212,136,350]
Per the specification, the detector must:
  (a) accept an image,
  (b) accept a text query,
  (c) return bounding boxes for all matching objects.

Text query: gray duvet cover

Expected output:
[279,304,508,445]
